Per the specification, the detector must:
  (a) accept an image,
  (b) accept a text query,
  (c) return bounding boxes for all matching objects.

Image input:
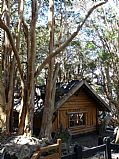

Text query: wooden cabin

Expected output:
[13,80,110,136]
[52,80,110,136]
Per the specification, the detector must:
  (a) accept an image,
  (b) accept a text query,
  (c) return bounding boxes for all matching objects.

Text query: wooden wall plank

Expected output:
[53,88,98,135]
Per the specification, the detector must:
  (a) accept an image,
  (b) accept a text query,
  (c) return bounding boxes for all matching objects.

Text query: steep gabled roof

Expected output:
[14,79,110,113]
[54,80,111,112]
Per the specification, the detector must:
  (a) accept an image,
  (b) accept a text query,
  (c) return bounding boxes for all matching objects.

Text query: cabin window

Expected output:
[68,112,86,127]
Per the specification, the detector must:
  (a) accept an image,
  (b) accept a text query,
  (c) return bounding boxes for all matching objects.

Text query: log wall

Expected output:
[53,88,98,135]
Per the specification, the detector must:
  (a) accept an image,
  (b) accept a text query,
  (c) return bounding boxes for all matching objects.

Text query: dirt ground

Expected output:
[71,133,99,147]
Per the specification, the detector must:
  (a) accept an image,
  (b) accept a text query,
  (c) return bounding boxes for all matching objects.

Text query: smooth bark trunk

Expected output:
[40,0,55,139]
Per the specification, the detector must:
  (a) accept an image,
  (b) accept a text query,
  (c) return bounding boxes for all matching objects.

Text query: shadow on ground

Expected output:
[71,131,114,147]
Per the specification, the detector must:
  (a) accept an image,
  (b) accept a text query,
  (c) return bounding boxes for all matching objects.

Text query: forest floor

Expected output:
[0,131,119,158]
[71,132,99,147]
[0,133,13,145]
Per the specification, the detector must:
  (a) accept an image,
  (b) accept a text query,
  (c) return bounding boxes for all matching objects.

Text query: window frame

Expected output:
[68,111,87,128]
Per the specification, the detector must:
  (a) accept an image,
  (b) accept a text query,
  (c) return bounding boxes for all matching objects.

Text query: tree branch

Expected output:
[0,17,23,80]
[35,0,108,77]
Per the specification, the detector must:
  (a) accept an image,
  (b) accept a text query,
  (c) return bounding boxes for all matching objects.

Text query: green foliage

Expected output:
[86,42,96,50]
[66,0,73,6]
[71,41,81,47]
[99,49,112,63]
[88,61,96,70]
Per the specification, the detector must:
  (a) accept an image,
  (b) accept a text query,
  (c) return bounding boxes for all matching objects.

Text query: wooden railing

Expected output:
[62,137,119,159]
[31,137,119,159]
[31,139,61,159]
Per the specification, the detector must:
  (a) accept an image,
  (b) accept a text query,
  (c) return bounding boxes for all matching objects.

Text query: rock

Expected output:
[4,152,18,159]
[1,135,49,159]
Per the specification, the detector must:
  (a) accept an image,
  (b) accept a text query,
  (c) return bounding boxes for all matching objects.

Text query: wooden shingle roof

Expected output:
[54,80,111,112]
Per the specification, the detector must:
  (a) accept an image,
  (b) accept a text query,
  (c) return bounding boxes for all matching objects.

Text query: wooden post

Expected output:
[74,144,82,159]
[31,139,62,159]
[98,136,103,145]
[31,148,41,159]
[57,139,62,159]
[104,137,111,159]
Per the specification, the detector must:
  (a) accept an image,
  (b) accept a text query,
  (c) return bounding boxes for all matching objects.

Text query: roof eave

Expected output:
[54,80,111,113]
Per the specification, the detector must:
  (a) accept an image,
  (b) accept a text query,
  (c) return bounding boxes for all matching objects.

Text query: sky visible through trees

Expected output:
[0,0,119,140]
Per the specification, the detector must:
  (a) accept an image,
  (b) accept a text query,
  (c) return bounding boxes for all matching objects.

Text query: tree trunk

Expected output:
[6,58,15,134]
[18,82,28,135]
[40,0,108,140]
[24,0,38,136]
[3,0,13,134]
[40,0,55,140]
[16,0,27,135]
[0,61,6,131]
